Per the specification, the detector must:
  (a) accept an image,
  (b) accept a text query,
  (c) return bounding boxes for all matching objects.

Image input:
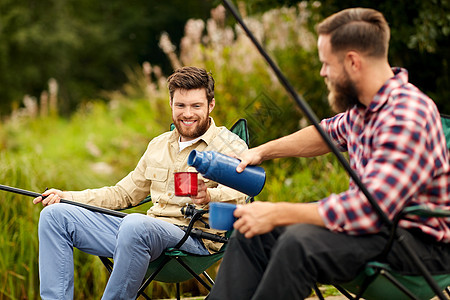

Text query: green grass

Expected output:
[0,98,168,299]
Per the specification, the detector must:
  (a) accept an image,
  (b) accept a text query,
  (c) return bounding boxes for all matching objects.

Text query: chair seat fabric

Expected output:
[341,267,450,300]
[146,250,225,283]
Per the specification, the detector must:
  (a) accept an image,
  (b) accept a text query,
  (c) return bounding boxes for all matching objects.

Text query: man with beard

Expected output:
[207,8,450,300]
[33,66,248,299]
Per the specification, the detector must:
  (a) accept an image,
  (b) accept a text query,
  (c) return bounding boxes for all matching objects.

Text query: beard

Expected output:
[325,70,359,113]
[173,115,211,140]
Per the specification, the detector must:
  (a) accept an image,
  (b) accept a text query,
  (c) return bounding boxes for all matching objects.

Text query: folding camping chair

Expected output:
[312,114,450,300]
[99,118,251,300]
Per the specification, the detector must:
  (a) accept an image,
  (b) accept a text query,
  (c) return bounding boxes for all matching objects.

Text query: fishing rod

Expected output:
[0,184,127,218]
[220,1,447,299]
[0,184,227,243]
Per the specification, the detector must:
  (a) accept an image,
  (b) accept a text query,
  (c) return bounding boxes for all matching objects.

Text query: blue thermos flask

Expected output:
[188,150,266,197]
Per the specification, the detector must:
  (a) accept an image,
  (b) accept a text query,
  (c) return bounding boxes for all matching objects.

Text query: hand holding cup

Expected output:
[209,202,237,231]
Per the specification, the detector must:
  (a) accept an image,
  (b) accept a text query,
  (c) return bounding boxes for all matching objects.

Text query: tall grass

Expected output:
[0,3,349,299]
[0,99,165,299]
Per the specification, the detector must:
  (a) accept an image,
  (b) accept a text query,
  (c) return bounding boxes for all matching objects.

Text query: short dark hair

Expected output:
[167,66,215,103]
[316,8,390,58]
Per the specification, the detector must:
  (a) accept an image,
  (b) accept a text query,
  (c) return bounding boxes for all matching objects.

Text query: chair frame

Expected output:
[99,207,224,299]
[313,206,450,300]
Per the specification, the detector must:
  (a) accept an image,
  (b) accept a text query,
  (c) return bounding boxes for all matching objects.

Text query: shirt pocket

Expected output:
[145,166,169,202]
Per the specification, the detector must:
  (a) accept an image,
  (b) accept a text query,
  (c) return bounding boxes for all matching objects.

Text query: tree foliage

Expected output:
[230,0,450,113]
[0,0,212,115]
[0,0,449,117]
[311,0,450,113]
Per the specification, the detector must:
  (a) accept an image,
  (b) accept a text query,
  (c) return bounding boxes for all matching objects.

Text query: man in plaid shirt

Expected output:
[208,7,450,300]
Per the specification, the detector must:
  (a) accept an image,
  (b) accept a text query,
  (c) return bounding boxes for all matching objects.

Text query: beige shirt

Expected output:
[66,118,248,252]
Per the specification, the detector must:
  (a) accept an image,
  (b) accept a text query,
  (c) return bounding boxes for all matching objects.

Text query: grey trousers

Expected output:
[208,224,450,300]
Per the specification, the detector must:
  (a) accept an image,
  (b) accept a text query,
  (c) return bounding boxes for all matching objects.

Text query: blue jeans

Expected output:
[38,203,209,300]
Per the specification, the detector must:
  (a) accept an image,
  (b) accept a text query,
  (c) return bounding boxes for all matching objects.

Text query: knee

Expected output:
[38,203,77,239]
[230,228,246,240]
[39,203,67,229]
[229,228,256,248]
[117,214,151,240]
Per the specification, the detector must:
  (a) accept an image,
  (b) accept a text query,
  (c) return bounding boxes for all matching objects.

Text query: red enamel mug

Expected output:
[174,172,198,196]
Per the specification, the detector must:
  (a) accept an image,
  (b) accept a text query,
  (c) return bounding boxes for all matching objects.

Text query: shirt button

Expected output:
[168,193,172,197]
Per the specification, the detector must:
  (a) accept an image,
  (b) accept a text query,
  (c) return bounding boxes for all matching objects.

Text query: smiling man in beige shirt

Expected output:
[33,66,248,300]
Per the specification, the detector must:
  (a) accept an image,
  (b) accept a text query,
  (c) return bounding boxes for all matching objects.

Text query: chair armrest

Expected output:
[173,208,208,249]
[400,206,450,218]
[380,206,449,260]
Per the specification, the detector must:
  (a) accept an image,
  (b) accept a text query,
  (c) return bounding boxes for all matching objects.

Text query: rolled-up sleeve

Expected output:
[320,113,349,152]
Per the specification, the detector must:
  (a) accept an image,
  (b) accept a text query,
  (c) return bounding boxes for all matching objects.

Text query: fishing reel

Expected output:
[180,204,209,228]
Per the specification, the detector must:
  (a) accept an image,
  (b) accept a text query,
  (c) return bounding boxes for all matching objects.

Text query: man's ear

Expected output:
[209,98,216,113]
[345,51,361,72]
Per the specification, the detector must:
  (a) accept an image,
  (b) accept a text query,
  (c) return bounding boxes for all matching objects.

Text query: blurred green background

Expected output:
[0,0,449,298]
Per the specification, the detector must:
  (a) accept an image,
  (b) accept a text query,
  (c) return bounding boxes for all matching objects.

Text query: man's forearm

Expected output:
[257,125,330,161]
[233,201,325,238]
[272,202,325,227]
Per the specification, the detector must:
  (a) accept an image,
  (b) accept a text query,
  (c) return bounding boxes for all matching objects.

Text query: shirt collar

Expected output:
[168,117,217,147]
[366,67,408,113]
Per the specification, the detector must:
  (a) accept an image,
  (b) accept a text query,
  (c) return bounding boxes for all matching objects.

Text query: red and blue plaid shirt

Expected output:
[318,68,450,243]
